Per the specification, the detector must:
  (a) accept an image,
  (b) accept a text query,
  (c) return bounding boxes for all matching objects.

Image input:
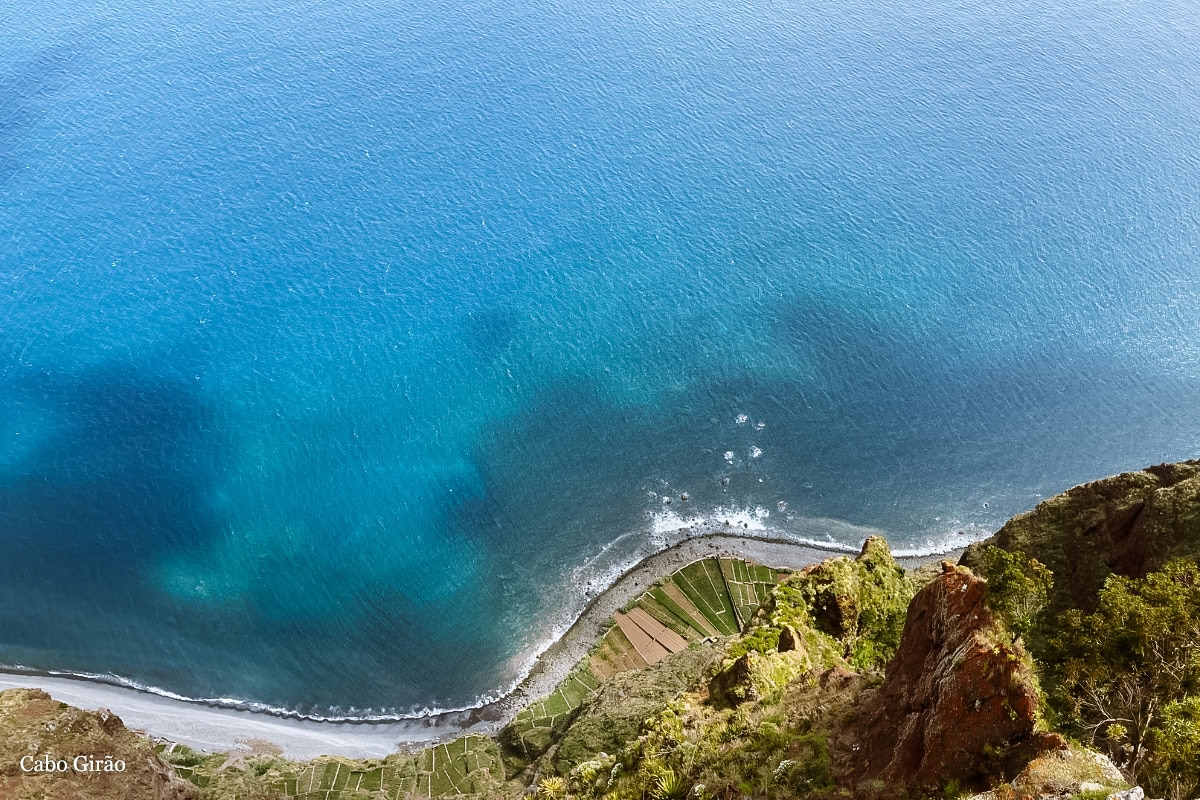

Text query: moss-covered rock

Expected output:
[584,666,861,800]
[1007,743,1128,798]
[960,461,1200,615]
[707,650,809,708]
[551,644,722,773]
[772,535,914,670]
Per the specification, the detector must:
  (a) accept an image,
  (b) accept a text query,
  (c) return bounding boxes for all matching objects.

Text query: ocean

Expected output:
[1,0,1198,718]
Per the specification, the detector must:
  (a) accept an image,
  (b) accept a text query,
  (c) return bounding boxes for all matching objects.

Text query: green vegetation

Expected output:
[551,645,722,772]
[718,557,779,630]
[160,735,506,800]
[536,775,568,799]
[556,681,843,800]
[636,594,702,641]
[726,624,780,659]
[1003,741,1128,798]
[1049,558,1200,798]
[502,557,776,770]
[1151,696,1200,800]
[960,461,1200,615]
[708,650,810,708]
[647,585,714,638]
[775,536,914,670]
[501,663,601,763]
[975,545,1053,641]
[673,560,740,635]
[14,465,1200,800]
[533,545,902,798]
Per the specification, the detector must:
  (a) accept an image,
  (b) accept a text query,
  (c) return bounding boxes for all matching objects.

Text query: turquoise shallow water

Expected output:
[1,0,1199,716]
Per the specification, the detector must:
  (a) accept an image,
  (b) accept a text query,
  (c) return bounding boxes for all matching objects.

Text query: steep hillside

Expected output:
[7,463,1200,800]
[960,461,1200,613]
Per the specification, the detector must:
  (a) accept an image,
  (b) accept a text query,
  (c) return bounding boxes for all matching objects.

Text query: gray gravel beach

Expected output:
[0,532,962,759]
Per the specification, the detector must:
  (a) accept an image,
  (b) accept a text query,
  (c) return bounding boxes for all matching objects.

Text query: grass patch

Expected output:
[674,560,739,635]
[649,586,713,638]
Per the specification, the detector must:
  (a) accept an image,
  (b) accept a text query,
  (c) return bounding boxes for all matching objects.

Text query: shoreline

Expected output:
[0,531,965,759]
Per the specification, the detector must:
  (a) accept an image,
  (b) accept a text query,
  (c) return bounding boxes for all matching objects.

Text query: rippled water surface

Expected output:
[1,0,1198,714]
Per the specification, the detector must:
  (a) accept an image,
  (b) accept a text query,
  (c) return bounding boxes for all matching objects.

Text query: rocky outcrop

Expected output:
[961,461,1200,613]
[777,624,799,652]
[770,535,914,670]
[1003,743,1127,798]
[707,651,759,707]
[797,537,899,637]
[550,645,722,772]
[0,688,198,800]
[707,649,808,708]
[840,563,1046,793]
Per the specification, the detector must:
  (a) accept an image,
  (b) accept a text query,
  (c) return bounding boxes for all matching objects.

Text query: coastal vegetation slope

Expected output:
[2,462,1198,799]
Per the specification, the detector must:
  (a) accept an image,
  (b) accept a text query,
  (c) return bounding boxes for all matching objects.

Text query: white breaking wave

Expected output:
[0,664,502,723]
[0,507,988,726]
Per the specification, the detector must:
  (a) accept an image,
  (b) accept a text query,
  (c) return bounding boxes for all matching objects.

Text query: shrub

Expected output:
[537,775,568,799]
[1050,558,1200,792]
[1147,695,1200,800]
[976,545,1052,640]
[727,626,781,659]
[650,767,690,800]
[783,537,914,670]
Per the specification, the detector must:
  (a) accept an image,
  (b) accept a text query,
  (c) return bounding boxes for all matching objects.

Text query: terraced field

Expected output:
[501,557,782,761]
[163,735,504,799]
[283,737,501,799]
[165,557,783,798]
[581,557,780,680]
[718,557,779,630]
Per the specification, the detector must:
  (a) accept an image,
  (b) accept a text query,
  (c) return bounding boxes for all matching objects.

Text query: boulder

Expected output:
[776,625,799,652]
[1108,789,1144,800]
[840,565,1044,793]
[708,652,758,707]
[1005,742,1127,798]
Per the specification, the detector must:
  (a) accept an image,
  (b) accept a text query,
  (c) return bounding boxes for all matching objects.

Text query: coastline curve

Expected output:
[0,525,970,758]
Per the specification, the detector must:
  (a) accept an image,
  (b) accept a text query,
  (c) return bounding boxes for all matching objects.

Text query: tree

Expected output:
[1051,559,1200,785]
[976,545,1052,640]
[1149,696,1200,800]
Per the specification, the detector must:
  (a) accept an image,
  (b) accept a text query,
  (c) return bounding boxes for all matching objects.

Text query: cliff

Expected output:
[841,563,1049,792]
[960,461,1200,613]
[5,461,1200,800]
[0,688,197,800]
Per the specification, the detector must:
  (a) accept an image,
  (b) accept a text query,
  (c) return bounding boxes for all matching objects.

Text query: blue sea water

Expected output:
[1,0,1198,716]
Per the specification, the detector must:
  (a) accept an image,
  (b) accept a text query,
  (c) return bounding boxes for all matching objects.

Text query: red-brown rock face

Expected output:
[843,563,1044,792]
